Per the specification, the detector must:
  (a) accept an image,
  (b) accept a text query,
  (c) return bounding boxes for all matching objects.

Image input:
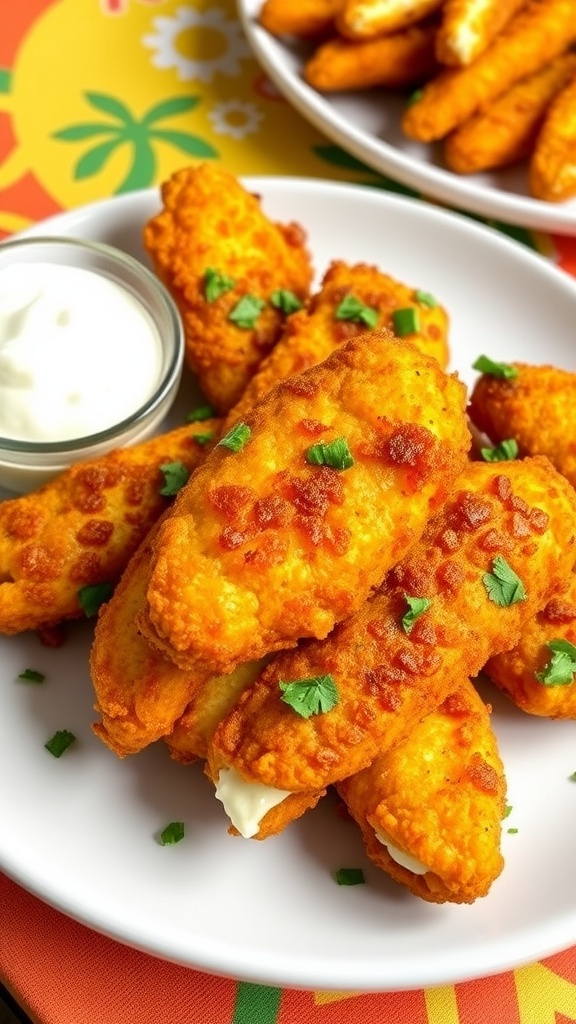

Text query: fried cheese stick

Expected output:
[484,573,576,717]
[304,21,440,91]
[336,0,445,38]
[337,679,506,903]
[402,0,576,142]
[140,333,470,674]
[205,457,576,839]
[0,419,219,635]
[435,0,528,66]
[223,260,450,429]
[143,164,313,413]
[444,52,576,174]
[468,362,576,490]
[530,71,576,201]
[258,0,344,37]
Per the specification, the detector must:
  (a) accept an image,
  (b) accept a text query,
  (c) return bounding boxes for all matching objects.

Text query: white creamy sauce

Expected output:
[215,766,291,839]
[375,830,429,875]
[0,262,162,442]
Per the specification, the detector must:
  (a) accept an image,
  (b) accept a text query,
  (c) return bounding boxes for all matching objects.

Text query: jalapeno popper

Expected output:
[205,457,576,839]
[139,332,470,675]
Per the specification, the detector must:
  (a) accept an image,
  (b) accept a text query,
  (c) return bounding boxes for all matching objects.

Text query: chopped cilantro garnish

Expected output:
[270,289,304,314]
[203,267,235,302]
[228,294,266,328]
[160,460,190,496]
[401,595,432,634]
[187,403,215,422]
[159,821,185,845]
[335,294,379,328]
[392,307,420,336]
[217,422,251,453]
[279,674,339,718]
[78,582,114,618]
[45,729,76,758]
[483,555,526,607]
[569,772,576,782]
[335,867,365,886]
[535,639,576,686]
[17,668,45,684]
[480,438,519,462]
[306,437,354,471]
[472,355,518,380]
[406,88,423,107]
[507,828,519,835]
[193,431,215,446]
[414,289,437,308]
[503,804,513,818]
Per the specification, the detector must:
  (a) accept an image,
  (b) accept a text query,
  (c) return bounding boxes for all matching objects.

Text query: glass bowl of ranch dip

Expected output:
[0,236,184,493]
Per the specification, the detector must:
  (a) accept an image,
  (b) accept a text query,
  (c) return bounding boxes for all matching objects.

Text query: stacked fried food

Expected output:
[258,0,576,201]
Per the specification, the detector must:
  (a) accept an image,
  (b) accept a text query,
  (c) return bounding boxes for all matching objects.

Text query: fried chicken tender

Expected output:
[402,0,576,142]
[223,260,450,429]
[444,52,576,174]
[435,0,528,66]
[468,362,576,489]
[259,0,343,37]
[484,573,576,718]
[0,419,219,635]
[140,332,470,674]
[337,679,506,903]
[303,20,440,91]
[143,164,313,413]
[336,0,445,38]
[530,70,576,201]
[206,458,576,825]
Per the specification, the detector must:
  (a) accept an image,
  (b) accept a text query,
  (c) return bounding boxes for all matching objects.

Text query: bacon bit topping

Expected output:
[209,485,255,521]
[366,617,397,642]
[299,418,327,436]
[541,597,576,624]
[511,512,531,538]
[528,507,549,534]
[409,617,438,646]
[281,375,320,398]
[436,561,465,595]
[76,520,114,547]
[449,491,493,531]
[442,692,471,717]
[479,528,512,553]
[380,423,435,469]
[254,495,291,529]
[244,536,289,566]
[287,467,344,515]
[465,753,500,794]
[363,666,404,710]
[436,528,459,553]
[219,526,248,551]
[493,475,512,503]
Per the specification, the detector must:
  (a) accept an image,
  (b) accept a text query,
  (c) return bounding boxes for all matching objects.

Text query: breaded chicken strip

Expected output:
[140,332,470,674]
[402,0,576,142]
[304,21,440,92]
[484,572,576,717]
[336,0,445,38]
[224,260,450,429]
[468,362,576,489]
[530,70,576,201]
[206,457,576,840]
[143,164,313,413]
[435,0,527,66]
[337,679,506,903]
[259,0,343,36]
[444,52,576,174]
[0,419,219,635]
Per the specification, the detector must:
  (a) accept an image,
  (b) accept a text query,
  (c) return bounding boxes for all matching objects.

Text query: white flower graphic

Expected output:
[208,100,263,140]
[142,5,251,82]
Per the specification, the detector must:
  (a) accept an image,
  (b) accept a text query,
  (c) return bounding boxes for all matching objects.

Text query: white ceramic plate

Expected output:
[3,180,576,992]
[237,0,576,236]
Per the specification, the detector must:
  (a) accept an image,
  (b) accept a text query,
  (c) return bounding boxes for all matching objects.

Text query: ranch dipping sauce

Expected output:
[0,261,163,442]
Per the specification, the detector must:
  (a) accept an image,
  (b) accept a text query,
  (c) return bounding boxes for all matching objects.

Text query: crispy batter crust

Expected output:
[337,679,506,903]
[436,0,527,66]
[143,164,313,413]
[259,0,343,36]
[336,0,444,39]
[304,21,439,91]
[207,457,576,794]
[140,332,470,674]
[530,70,576,201]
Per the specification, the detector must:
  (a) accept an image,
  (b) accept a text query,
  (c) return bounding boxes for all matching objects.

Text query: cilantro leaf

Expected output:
[335,294,379,328]
[203,267,235,302]
[306,437,354,470]
[270,289,304,314]
[480,438,519,462]
[78,582,114,618]
[335,867,365,886]
[401,595,432,634]
[535,639,576,686]
[228,294,266,329]
[217,422,251,453]
[17,668,45,684]
[483,555,526,607]
[187,403,215,422]
[279,675,339,718]
[192,431,215,446]
[472,355,518,380]
[160,460,190,496]
[158,821,185,845]
[45,729,76,758]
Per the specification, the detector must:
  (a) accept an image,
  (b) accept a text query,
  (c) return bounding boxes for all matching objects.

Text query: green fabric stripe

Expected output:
[0,69,11,94]
[232,982,282,1024]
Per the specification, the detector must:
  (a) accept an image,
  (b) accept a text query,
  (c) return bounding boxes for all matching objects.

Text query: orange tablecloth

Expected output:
[2,2,576,1022]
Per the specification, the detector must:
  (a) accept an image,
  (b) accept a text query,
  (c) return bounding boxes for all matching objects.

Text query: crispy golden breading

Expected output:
[336,0,445,38]
[402,0,576,142]
[140,332,470,674]
[206,458,576,807]
[303,21,440,91]
[484,573,576,717]
[530,70,576,201]
[337,679,506,903]
[90,514,205,757]
[435,0,528,66]
[444,52,576,174]
[223,260,450,429]
[468,362,576,489]
[143,164,314,413]
[0,420,218,635]
[259,0,343,36]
